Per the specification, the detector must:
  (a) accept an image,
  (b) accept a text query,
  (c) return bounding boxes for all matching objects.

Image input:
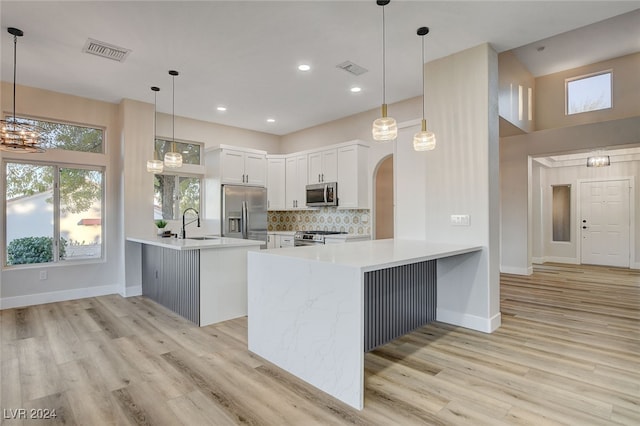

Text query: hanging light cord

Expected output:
[11,31,17,124]
[172,73,175,147]
[382,4,386,105]
[421,33,425,121]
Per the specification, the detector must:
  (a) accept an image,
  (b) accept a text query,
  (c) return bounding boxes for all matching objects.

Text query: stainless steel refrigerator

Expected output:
[221,185,268,247]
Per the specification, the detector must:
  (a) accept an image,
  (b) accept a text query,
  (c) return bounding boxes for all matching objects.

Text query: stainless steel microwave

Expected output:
[306,182,338,207]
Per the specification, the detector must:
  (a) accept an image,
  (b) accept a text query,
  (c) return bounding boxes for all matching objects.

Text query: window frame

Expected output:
[565,70,613,116]
[3,159,106,268]
[153,172,203,221]
[154,138,203,167]
[8,114,106,154]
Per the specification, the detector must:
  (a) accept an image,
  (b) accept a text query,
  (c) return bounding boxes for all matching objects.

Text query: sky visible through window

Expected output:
[567,72,612,115]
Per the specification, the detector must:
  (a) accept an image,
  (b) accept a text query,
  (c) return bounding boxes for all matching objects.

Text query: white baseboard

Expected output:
[122,285,142,298]
[500,265,532,275]
[532,257,545,264]
[545,256,579,264]
[437,309,501,333]
[0,284,120,310]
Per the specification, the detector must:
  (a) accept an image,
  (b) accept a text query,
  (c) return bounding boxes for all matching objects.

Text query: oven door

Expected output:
[294,239,322,247]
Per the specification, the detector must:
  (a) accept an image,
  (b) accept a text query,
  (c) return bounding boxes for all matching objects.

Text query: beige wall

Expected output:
[536,52,640,130]
[1,83,124,301]
[374,156,393,239]
[280,96,422,153]
[0,83,283,302]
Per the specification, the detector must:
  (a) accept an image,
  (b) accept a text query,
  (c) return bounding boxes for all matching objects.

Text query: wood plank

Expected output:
[0,262,637,424]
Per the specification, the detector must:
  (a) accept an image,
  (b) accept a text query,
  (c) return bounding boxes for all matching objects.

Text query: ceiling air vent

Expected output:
[82,38,131,62]
[336,61,368,76]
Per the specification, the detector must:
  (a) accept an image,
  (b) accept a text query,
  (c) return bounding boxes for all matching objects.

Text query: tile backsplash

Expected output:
[268,208,371,235]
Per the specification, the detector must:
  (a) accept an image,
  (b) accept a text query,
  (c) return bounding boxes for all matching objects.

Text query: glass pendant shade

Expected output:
[413,119,436,151]
[372,1,396,142]
[373,105,398,141]
[147,159,164,173]
[414,26,436,152]
[164,150,183,168]
[147,86,163,173]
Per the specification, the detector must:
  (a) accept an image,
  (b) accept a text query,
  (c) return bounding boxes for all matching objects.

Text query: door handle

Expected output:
[582,226,588,229]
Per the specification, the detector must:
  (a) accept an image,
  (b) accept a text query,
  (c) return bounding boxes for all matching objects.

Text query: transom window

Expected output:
[13,117,103,153]
[566,71,612,115]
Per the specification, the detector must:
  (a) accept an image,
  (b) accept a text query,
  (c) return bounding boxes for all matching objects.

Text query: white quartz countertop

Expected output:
[127,235,263,251]
[257,239,482,271]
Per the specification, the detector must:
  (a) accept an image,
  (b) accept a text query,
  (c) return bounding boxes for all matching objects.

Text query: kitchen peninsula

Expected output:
[127,235,262,326]
[247,239,483,410]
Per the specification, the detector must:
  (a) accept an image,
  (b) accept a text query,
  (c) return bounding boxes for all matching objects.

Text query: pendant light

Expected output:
[164,70,182,168]
[146,86,163,173]
[372,0,397,142]
[0,27,44,153]
[413,26,436,151]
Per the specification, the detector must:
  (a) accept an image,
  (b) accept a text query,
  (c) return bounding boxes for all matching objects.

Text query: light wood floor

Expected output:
[1,263,639,425]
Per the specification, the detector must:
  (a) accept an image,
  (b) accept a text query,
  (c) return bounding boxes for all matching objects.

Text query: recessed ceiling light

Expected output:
[350,87,362,93]
[217,106,227,111]
[298,64,311,71]
[267,118,275,123]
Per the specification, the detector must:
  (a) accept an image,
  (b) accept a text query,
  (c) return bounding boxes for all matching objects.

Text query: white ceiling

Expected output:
[1,1,639,136]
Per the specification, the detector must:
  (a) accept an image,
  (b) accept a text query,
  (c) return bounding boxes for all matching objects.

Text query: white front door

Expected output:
[580,180,630,267]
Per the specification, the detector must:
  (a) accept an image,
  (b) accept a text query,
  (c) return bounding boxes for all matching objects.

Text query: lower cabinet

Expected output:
[142,245,200,325]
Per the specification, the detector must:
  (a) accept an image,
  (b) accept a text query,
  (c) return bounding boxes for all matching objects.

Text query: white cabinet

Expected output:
[308,148,337,184]
[267,156,286,210]
[220,148,266,186]
[337,144,369,209]
[267,233,277,249]
[279,235,295,247]
[285,154,308,209]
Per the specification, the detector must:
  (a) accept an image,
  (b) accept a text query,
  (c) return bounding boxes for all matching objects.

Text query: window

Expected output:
[14,117,103,152]
[552,185,571,242]
[154,174,201,220]
[155,139,201,165]
[566,71,612,115]
[5,161,104,266]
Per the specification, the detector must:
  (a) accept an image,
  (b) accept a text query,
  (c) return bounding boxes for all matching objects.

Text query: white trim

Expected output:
[0,284,119,310]
[545,256,580,264]
[500,265,532,275]
[437,308,502,333]
[123,285,142,297]
[631,262,640,270]
[532,256,545,264]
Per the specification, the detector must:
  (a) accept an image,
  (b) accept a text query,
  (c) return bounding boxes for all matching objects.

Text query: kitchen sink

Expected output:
[187,236,219,240]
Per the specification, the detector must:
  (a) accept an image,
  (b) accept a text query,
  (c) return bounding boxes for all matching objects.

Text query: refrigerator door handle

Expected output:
[241,200,248,239]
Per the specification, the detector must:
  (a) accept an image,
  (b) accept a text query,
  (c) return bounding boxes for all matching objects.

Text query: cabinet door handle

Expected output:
[321,173,324,182]
[246,174,249,183]
[318,174,321,183]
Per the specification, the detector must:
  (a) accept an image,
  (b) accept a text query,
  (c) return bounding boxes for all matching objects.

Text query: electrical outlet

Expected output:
[39,270,48,280]
[450,214,470,226]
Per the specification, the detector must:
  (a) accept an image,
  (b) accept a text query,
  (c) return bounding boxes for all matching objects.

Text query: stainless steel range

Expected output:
[294,230,347,246]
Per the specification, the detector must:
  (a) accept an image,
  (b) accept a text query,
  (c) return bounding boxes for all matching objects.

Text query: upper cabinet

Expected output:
[267,156,286,210]
[217,147,267,186]
[337,143,368,209]
[308,148,337,184]
[285,154,308,209]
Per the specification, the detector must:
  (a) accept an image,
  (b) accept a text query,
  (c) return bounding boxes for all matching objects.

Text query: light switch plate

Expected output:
[450,214,470,226]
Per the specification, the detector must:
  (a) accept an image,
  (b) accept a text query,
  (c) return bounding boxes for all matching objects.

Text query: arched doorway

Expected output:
[374,155,394,239]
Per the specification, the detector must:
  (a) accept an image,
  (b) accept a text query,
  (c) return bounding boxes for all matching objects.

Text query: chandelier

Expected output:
[0,27,44,153]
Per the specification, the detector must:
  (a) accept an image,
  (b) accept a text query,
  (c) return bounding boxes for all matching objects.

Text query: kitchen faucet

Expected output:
[181,207,200,239]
